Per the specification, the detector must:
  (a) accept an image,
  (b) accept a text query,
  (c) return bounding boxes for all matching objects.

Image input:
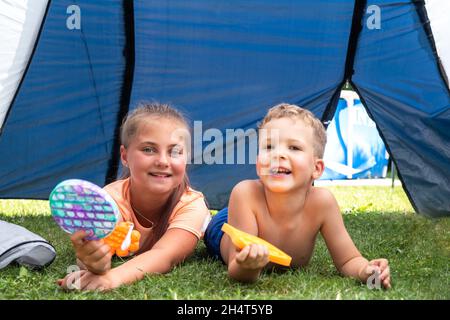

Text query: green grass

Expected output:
[0,185,449,300]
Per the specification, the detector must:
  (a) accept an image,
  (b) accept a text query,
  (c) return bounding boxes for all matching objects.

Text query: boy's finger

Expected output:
[247,244,259,260]
[257,244,268,259]
[236,246,250,263]
[383,276,391,289]
[380,267,390,280]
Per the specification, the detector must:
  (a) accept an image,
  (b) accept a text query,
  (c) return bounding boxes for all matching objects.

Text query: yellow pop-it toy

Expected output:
[221,223,292,267]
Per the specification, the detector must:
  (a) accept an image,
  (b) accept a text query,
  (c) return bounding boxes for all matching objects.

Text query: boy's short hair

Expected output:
[258,103,327,158]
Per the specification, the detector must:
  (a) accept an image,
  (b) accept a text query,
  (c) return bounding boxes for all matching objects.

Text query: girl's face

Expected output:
[120,116,189,196]
[256,117,324,193]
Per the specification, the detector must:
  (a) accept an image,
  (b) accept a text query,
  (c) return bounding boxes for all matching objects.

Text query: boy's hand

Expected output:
[70,230,112,275]
[235,244,270,270]
[362,258,391,289]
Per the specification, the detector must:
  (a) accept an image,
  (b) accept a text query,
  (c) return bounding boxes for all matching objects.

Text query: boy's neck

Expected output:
[262,182,313,221]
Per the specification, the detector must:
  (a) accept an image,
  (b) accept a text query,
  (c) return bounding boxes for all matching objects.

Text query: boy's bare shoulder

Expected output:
[231,179,263,197]
[308,187,340,216]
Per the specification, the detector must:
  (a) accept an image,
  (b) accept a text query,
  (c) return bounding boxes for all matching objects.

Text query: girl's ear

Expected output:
[312,158,325,180]
[120,145,128,167]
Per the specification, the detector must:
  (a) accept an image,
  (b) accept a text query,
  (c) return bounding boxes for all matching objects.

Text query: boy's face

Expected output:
[256,118,324,193]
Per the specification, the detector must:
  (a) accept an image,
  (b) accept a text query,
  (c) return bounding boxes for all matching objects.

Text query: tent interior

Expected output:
[0,0,449,217]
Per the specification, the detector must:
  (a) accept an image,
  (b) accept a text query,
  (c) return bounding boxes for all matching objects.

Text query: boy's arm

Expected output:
[318,189,371,281]
[224,181,269,283]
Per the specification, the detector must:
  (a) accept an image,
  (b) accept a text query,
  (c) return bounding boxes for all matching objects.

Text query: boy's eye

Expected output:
[289,146,301,151]
[264,144,272,150]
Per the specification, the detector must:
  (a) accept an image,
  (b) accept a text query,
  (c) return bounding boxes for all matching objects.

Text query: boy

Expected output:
[204,103,391,288]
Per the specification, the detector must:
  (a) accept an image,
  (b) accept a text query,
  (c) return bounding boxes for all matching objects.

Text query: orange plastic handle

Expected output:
[221,223,292,267]
[103,221,141,257]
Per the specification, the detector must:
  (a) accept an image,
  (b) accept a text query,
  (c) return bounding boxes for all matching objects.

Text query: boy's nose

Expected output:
[272,149,287,160]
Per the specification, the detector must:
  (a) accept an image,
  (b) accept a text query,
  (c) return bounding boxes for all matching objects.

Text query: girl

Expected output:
[58,103,211,291]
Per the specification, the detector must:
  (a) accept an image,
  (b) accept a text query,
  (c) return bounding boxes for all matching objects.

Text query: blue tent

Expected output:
[0,0,449,217]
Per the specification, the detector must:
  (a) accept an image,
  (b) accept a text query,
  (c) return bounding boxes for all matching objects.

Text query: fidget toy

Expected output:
[49,179,119,240]
[104,221,141,257]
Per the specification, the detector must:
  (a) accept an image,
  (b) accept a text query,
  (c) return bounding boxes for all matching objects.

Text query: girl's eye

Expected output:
[264,144,272,150]
[170,146,184,157]
[289,146,301,151]
[143,147,156,153]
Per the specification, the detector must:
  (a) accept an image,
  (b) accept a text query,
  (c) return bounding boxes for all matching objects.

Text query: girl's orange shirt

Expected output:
[103,178,211,252]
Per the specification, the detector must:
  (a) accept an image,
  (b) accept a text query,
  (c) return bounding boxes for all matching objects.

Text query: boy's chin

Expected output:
[262,181,294,193]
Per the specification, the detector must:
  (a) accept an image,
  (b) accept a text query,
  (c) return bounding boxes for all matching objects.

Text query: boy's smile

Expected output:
[269,166,292,177]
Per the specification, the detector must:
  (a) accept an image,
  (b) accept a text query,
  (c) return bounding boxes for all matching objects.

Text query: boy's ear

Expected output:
[120,145,128,167]
[312,158,325,180]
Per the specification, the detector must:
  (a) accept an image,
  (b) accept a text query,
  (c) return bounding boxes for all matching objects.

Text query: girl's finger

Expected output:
[78,240,104,257]
[87,244,112,262]
[79,271,95,290]
[70,230,88,248]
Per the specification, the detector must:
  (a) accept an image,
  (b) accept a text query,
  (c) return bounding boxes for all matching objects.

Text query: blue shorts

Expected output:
[204,207,228,263]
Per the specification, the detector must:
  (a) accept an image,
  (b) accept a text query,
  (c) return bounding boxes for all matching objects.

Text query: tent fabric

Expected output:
[130,0,355,205]
[0,0,48,129]
[0,1,448,217]
[0,1,126,198]
[352,0,450,217]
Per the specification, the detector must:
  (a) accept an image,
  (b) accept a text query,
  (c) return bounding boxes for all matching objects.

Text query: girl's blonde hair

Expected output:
[258,103,327,158]
[120,102,191,249]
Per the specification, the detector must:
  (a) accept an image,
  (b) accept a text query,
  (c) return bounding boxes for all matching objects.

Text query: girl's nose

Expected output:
[155,153,169,167]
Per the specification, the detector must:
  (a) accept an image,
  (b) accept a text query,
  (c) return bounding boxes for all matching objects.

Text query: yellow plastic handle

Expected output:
[221,223,292,267]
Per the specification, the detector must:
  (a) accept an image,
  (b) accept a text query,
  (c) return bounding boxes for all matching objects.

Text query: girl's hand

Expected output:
[57,269,119,292]
[235,244,270,270]
[362,258,391,289]
[70,230,112,274]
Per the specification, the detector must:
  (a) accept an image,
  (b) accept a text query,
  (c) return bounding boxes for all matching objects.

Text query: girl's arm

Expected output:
[108,228,198,286]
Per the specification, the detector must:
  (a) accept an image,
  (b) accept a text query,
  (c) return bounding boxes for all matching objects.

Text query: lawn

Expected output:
[0,185,448,300]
